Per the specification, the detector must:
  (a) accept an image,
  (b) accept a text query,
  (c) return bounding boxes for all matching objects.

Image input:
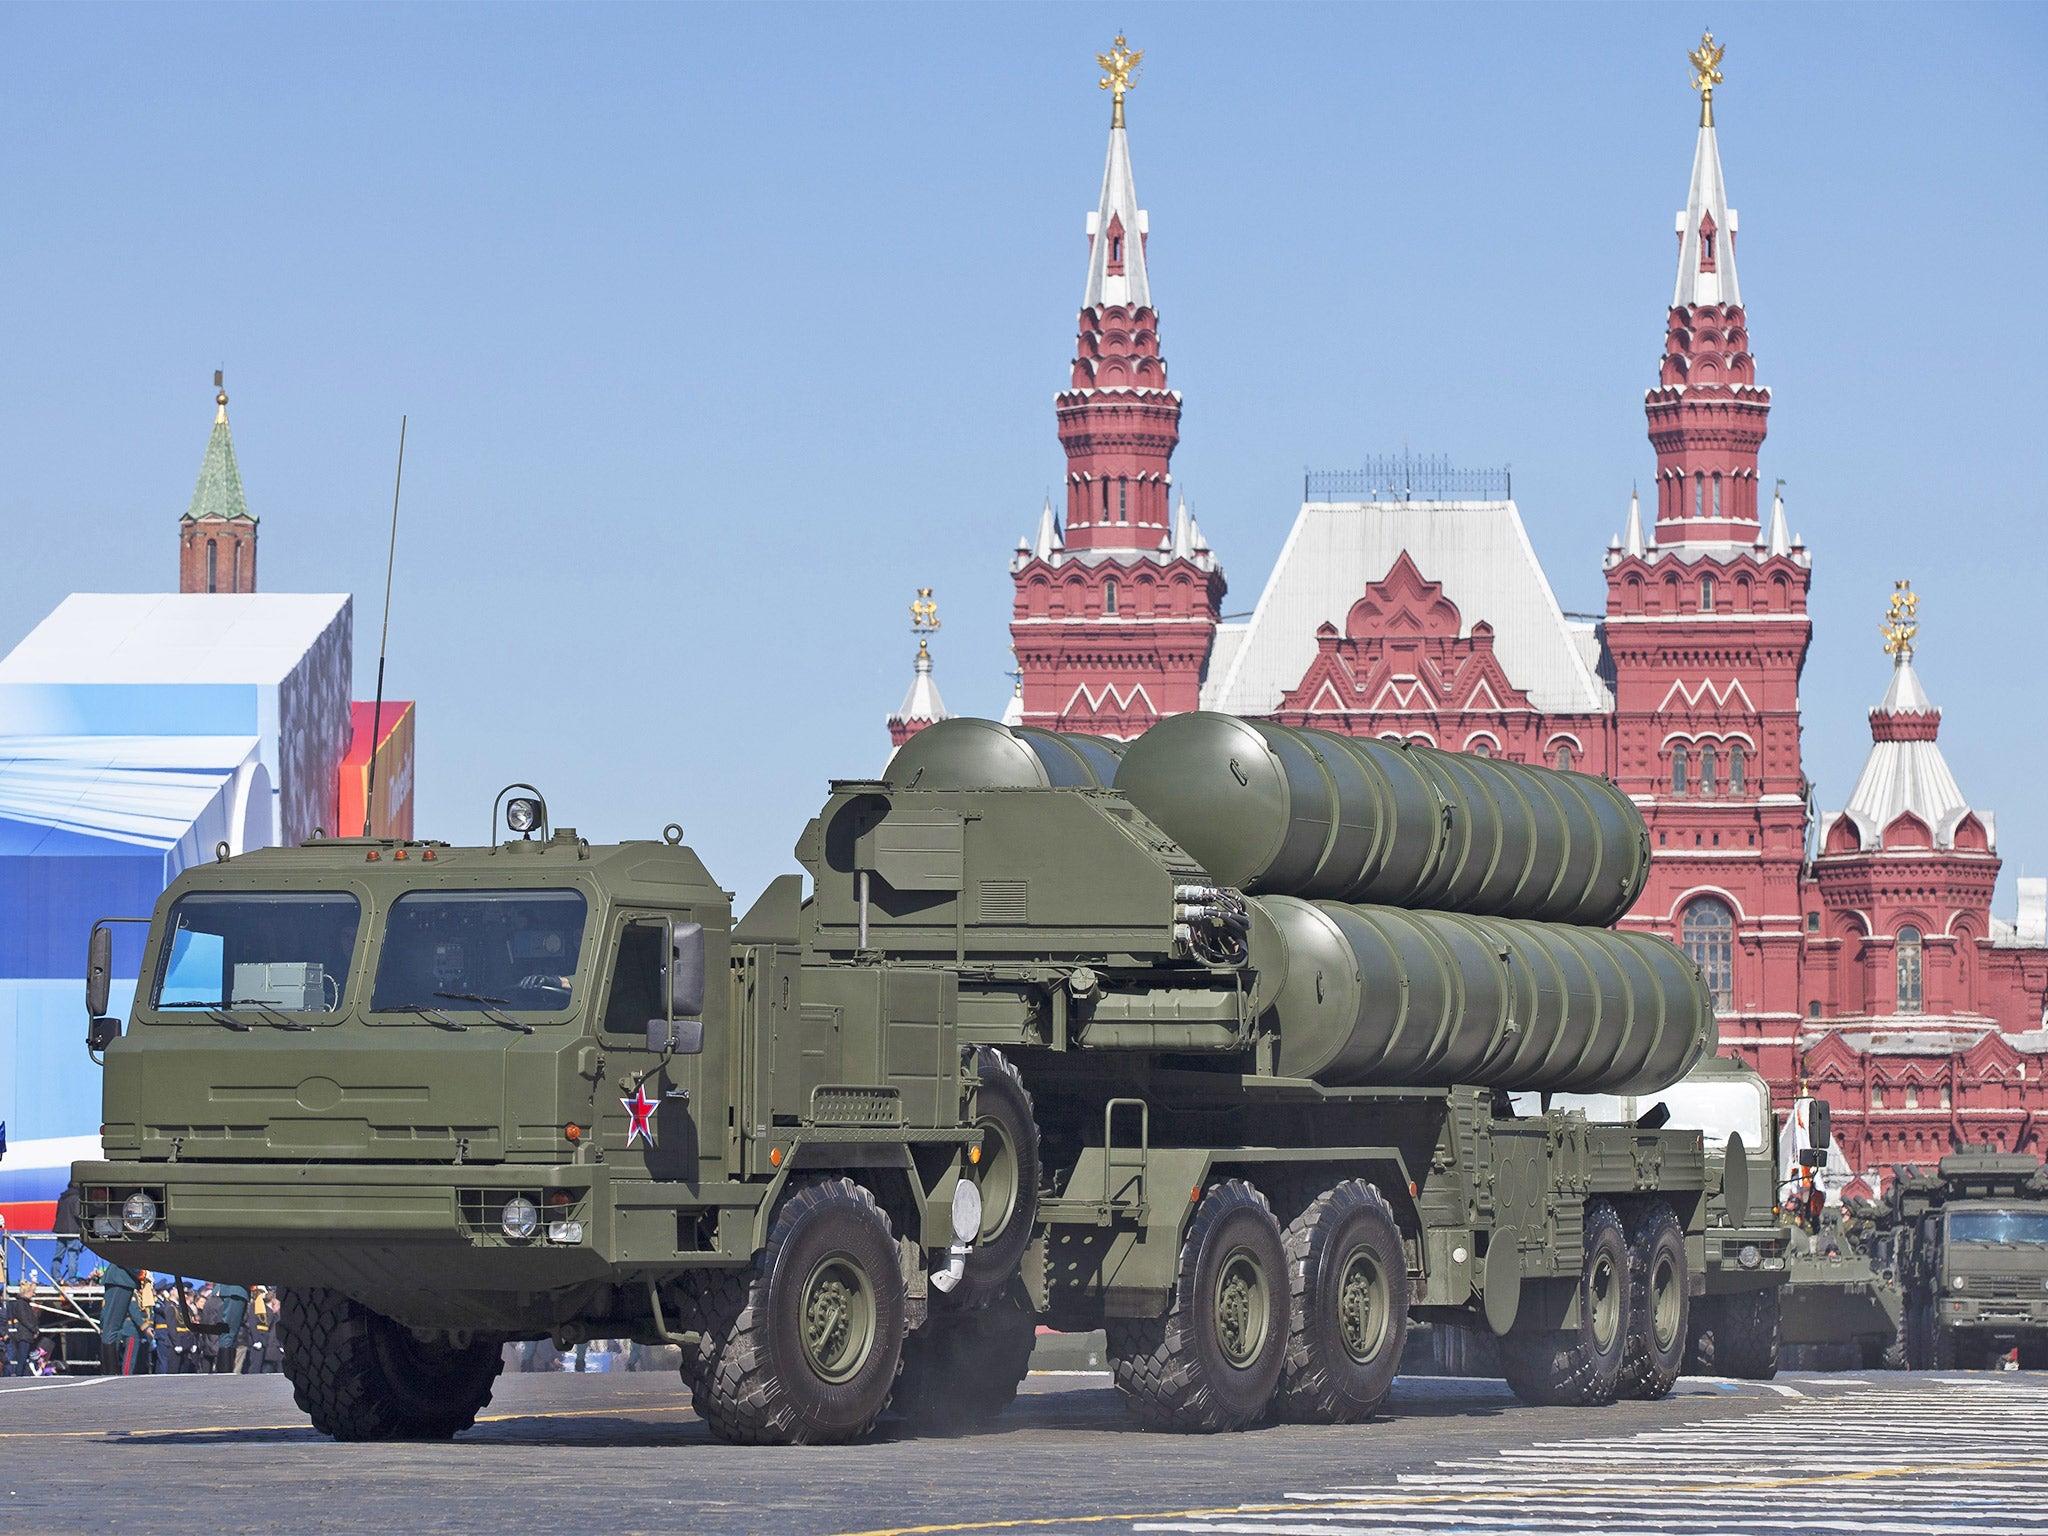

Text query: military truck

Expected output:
[75,713,1729,1441]
[1779,1211,1906,1371]
[1874,1151,2048,1369]
[1520,1053,1790,1379]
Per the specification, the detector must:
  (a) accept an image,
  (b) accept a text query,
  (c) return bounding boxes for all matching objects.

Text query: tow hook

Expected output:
[929,1179,984,1294]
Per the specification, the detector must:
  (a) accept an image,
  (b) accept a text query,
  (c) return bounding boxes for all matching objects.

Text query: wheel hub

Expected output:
[1337,1247,1389,1364]
[1214,1248,1269,1368]
[799,1254,875,1384]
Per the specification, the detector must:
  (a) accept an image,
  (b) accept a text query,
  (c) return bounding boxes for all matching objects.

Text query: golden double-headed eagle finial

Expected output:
[1880,579,1919,664]
[1689,30,1726,127]
[1097,35,1143,129]
[910,588,941,657]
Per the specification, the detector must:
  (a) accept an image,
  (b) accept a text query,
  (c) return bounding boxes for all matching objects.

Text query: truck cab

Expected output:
[72,800,992,1443]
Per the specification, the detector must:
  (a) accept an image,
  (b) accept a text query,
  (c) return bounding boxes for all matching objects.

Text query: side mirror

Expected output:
[1799,1147,1826,1168]
[88,1014,123,1052]
[87,926,113,1019]
[1808,1097,1833,1151]
[669,921,705,1019]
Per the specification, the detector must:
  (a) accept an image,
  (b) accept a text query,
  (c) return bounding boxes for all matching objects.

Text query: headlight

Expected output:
[1737,1243,1761,1269]
[501,1196,539,1240]
[505,798,540,834]
[1952,1274,1968,1290]
[547,1220,584,1245]
[121,1192,158,1234]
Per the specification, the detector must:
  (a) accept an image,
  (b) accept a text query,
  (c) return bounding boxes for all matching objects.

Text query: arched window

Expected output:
[1699,743,1718,796]
[1729,742,1746,795]
[1897,927,1923,1015]
[1554,744,1573,772]
[1118,479,1128,523]
[205,538,218,594]
[1681,897,1735,1010]
[1109,234,1123,265]
[1102,577,1118,617]
[1700,574,1716,613]
[1671,745,1689,795]
[1694,473,1704,518]
[1100,479,1109,516]
[1712,472,1722,518]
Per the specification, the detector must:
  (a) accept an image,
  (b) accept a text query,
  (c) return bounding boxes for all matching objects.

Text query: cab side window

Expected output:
[602,923,664,1037]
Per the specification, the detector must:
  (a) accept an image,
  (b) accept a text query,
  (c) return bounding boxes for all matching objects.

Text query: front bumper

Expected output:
[1700,1226,1790,1293]
[72,1160,658,1295]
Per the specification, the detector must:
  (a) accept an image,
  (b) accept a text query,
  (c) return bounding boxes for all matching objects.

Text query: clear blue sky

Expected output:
[3,2,2043,914]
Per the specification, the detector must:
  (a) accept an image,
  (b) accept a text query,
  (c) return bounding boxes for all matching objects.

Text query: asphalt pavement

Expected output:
[2,1367,2041,1536]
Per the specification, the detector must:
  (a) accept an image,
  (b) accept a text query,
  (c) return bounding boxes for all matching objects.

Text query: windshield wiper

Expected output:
[434,991,535,1034]
[381,1003,469,1032]
[156,1000,252,1032]
[233,998,315,1032]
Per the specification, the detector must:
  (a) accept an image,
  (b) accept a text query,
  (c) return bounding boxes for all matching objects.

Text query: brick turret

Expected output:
[178,374,259,594]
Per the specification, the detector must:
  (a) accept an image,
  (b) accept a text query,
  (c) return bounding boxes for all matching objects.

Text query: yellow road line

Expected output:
[0,1400,697,1442]
[825,1455,2048,1536]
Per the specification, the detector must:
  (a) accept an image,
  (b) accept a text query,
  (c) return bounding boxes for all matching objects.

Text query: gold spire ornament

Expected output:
[1097,35,1143,128]
[1880,580,1919,664]
[910,587,941,659]
[1688,30,1726,127]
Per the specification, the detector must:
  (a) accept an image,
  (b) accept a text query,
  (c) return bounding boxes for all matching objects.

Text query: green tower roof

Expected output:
[181,391,257,525]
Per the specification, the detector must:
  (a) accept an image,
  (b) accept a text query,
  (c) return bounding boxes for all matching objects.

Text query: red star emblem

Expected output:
[622,1083,659,1148]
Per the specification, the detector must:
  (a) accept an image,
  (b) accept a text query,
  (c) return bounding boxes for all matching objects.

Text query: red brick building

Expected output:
[905,46,2048,1170]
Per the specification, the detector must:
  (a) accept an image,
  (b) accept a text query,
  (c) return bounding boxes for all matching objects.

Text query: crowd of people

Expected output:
[2,1183,284,1377]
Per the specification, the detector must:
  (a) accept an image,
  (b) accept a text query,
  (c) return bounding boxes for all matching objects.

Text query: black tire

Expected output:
[1902,1291,1933,1370]
[1931,1320,1963,1371]
[1879,1297,1911,1371]
[1715,1287,1780,1380]
[277,1287,502,1441]
[1501,1200,1630,1407]
[957,1048,1040,1305]
[894,1286,1039,1434]
[1682,1294,1719,1376]
[687,1176,905,1445]
[1272,1179,1409,1423]
[1107,1179,1289,1432]
[1617,1204,1688,1401]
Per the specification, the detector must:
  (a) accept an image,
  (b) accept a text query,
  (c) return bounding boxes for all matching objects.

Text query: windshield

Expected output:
[152,892,361,1013]
[1949,1209,2048,1246]
[372,889,589,1013]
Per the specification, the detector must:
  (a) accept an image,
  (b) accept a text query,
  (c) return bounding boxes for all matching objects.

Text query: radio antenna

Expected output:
[363,416,407,837]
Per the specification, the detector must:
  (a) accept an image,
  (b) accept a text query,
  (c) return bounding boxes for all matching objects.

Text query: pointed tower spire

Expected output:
[1677,32,1739,308]
[179,370,259,594]
[1765,484,1792,556]
[1623,487,1647,557]
[1060,36,1179,554]
[1033,497,1062,559]
[886,589,951,748]
[1645,33,1770,545]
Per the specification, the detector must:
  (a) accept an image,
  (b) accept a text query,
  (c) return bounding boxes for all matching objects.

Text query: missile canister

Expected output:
[1110,712,1649,927]
[1249,896,1714,1095]
[887,716,1122,790]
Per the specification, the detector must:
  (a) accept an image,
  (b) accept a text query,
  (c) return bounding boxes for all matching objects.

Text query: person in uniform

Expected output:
[211,1283,251,1374]
[99,1263,145,1375]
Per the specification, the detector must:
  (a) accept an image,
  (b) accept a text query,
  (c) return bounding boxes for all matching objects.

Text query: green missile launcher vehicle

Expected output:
[75,714,1742,1442]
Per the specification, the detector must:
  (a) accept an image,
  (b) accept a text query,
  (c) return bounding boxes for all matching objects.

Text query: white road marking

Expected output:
[1125,1376,2048,1536]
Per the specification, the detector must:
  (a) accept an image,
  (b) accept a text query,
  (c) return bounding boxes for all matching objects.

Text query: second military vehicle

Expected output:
[74,712,1733,1441]
[1872,1150,2048,1369]
[1523,1052,1790,1379]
